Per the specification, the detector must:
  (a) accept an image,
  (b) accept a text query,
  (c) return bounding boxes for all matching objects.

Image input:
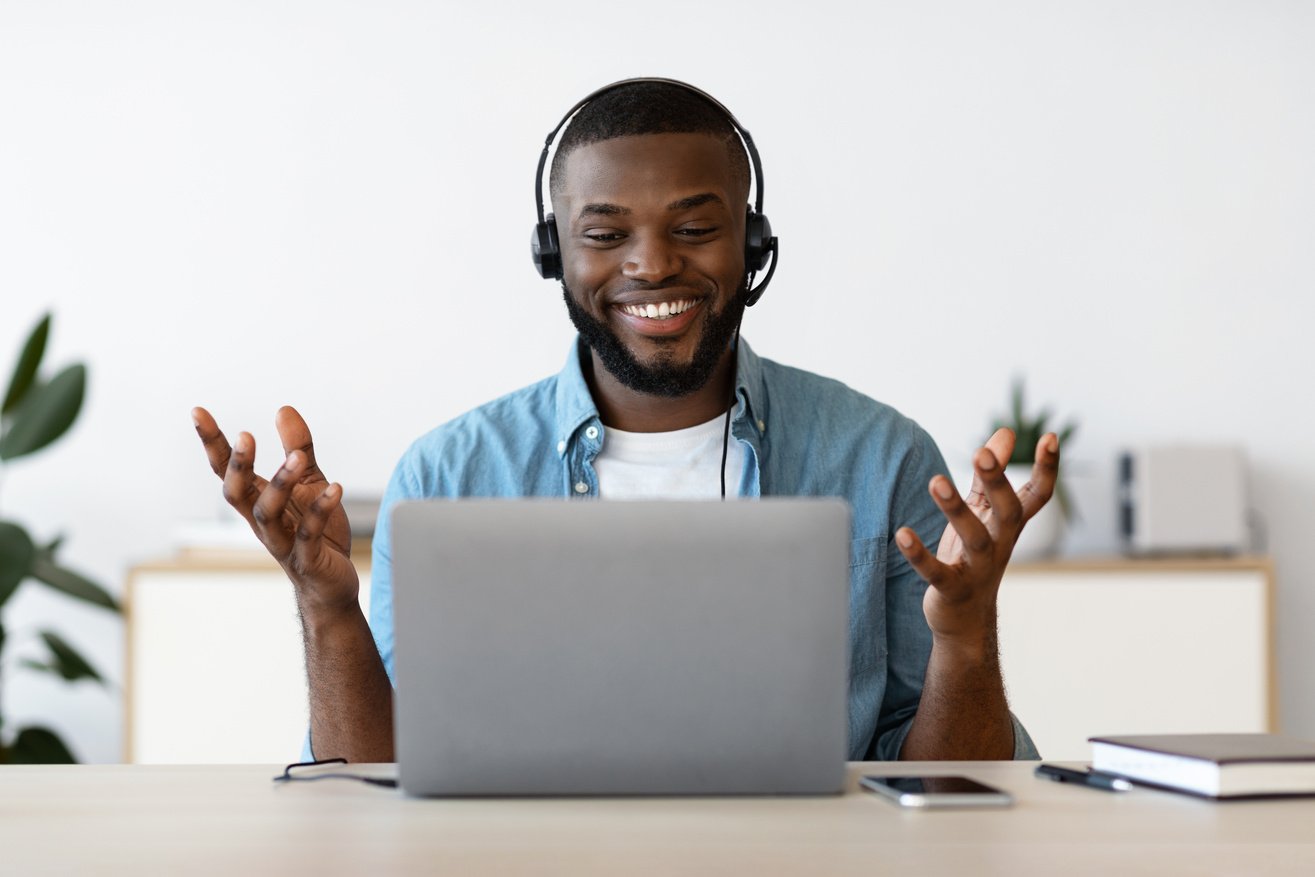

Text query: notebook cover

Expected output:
[1087,733,1315,765]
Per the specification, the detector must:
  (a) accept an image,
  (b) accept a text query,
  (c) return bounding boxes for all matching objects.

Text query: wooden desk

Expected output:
[5,761,1313,875]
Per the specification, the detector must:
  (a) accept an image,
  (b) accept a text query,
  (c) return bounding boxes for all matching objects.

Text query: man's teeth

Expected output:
[620,300,696,320]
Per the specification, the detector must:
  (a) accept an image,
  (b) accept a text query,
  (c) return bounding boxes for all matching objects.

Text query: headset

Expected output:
[530,77,779,307]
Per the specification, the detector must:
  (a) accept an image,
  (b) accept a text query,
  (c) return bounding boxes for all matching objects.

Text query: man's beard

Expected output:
[561,282,746,398]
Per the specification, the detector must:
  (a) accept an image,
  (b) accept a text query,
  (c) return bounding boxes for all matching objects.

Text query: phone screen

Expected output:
[860,775,1014,808]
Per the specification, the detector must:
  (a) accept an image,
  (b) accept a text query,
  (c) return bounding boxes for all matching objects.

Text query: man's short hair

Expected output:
[548,81,752,205]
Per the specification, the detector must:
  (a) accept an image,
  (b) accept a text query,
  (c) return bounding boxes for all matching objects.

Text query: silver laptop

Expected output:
[391,498,850,796]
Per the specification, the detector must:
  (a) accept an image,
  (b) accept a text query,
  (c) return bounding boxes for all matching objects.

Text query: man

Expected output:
[193,80,1055,764]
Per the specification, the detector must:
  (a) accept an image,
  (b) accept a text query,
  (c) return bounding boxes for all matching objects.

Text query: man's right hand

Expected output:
[192,405,359,618]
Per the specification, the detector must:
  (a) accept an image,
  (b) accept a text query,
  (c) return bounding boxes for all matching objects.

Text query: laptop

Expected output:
[391,498,851,796]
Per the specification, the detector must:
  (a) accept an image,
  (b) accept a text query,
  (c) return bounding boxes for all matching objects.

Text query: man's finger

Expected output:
[192,407,234,479]
[964,428,1016,509]
[250,450,306,558]
[1017,432,1060,520]
[976,445,1024,532]
[984,427,1016,471]
[275,406,326,484]
[927,475,993,561]
[895,526,956,591]
[221,431,267,522]
[292,482,343,576]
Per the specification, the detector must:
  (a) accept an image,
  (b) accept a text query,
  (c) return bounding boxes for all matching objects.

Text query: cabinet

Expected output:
[997,557,1275,760]
[125,551,1274,764]
[124,544,371,763]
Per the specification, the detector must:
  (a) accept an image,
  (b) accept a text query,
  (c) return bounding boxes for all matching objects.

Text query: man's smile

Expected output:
[618,299,697,320]
[613,298,704,336]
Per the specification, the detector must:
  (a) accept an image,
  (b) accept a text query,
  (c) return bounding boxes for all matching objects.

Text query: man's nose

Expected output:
[621,233,681,283]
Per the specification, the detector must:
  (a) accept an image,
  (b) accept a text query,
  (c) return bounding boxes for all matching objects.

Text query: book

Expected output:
[1088,733,1315,799]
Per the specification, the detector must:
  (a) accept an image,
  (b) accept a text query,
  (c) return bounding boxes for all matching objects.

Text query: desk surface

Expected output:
[5,761,1314,876]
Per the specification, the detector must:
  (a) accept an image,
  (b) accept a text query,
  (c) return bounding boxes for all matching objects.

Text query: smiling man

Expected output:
[193,80,1055,765]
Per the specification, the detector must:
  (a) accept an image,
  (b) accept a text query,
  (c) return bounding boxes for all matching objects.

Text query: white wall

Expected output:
[1,0,1312,762]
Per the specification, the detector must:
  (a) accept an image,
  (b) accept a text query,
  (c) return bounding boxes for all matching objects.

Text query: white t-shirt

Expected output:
[593,413,745,500]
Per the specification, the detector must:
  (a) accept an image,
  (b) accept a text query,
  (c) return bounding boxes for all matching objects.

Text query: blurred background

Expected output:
[1,0,1312,762]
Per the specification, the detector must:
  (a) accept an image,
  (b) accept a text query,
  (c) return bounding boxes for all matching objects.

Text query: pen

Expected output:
[1035,763,1133,792]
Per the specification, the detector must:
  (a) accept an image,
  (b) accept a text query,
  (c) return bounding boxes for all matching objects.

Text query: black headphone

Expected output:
[530,77,779,307]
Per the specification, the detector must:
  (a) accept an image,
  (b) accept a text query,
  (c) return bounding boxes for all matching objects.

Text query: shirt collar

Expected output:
[554,337,600,445]
[554,335,767,443]
[731,334,766,430]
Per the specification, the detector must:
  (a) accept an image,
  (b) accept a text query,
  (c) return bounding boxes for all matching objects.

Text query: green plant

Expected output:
[989,376,1078,522]
[0,314,119,763]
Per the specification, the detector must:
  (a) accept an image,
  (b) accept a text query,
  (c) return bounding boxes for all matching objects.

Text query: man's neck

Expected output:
[584,349,735,433]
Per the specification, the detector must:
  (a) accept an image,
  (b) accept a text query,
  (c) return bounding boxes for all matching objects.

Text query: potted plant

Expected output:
[0,313,119,763]
[989,377,1078,561]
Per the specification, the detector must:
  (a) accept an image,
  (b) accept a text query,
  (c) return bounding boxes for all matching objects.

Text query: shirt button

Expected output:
[757,419,766,434]
[585,426,599,440]
[556,440,566,454]
[574,481,589,494]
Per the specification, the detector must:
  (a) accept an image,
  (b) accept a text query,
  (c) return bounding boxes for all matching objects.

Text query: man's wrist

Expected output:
[929,630,1000,669]
[297,597,366,638]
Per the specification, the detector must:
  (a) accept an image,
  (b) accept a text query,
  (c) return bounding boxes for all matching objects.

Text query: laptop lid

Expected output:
[392,498,850,796]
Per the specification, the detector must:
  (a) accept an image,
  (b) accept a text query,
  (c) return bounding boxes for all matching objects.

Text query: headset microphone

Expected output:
[530,78,779,306]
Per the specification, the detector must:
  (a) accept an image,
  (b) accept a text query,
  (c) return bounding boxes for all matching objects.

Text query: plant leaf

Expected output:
[30,554,118,612]
[7,726,77,764]
[34,629,105,683]
[0,520,36,607]
[0,364,86,461]
[1,313,50,416]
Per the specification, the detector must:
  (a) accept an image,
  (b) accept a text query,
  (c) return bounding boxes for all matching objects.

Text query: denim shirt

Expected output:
[367,338,1038,761]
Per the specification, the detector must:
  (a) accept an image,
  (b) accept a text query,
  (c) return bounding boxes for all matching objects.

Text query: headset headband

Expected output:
[533,77,766,224]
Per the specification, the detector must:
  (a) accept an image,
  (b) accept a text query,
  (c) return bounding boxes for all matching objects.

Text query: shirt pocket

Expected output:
[850,536,885,569]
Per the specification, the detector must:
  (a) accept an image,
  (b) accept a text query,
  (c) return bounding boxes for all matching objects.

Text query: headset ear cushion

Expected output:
[744,211,772,272]
[531,215,562,280]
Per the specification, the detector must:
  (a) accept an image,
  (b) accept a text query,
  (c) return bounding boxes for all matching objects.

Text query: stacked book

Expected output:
[1088,733,1315,799]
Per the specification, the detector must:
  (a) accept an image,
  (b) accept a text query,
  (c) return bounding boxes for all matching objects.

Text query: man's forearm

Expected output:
[899,636,1014,760]
[300,604,395,762]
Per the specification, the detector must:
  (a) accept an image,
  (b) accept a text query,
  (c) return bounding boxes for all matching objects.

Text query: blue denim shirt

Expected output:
[368,338,1038,760]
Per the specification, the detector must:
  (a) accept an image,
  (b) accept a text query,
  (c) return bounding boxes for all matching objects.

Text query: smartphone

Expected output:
[859,775,1014,808]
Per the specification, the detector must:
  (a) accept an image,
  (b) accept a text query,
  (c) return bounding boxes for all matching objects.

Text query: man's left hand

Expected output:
[895,428,1060,650]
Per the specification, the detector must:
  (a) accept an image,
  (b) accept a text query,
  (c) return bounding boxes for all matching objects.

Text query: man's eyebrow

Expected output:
[667,193,724,211]
[578,203,631,218]
[575,194,725,218]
